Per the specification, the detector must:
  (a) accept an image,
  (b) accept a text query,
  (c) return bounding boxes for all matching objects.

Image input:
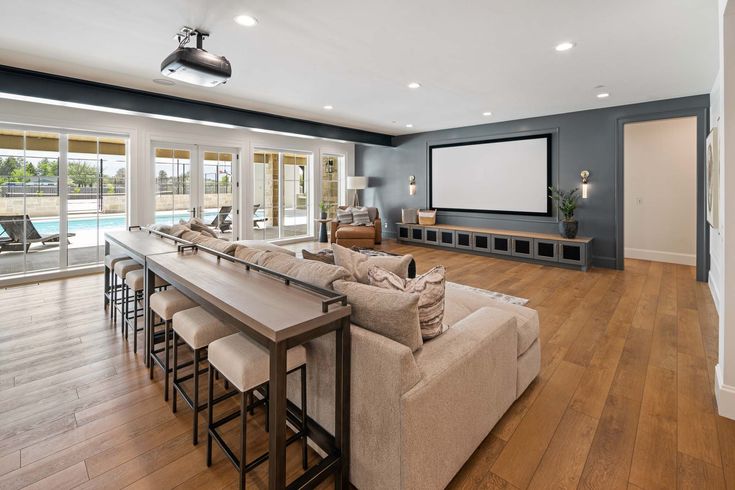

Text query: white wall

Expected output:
[0,97,355,242]
[623,117,697,265]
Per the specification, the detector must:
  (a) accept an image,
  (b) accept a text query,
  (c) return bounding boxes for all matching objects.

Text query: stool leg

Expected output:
[240,390,247,490]
[164,319,171,402]
[193,347,200,445]
[301,364,308,470]
[206,365,214,467]
[133,291,140,354]
[112,275,117,322]
[122,279,128,339]
[172,331,179,413]
[264,384,269,433]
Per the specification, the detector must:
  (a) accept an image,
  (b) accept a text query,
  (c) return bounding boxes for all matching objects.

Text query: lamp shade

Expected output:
[346,176,368,190]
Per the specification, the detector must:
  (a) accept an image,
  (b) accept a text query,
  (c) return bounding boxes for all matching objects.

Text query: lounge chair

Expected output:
[253,203,268,229]
[0,215,75,253]
[209,206,232,232]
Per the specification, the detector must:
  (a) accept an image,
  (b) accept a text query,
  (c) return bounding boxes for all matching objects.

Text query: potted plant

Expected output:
[549,187,581,238]
[319,201,330,219]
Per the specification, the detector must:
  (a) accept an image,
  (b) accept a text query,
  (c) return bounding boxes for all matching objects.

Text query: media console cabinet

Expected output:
[396,223,593,271]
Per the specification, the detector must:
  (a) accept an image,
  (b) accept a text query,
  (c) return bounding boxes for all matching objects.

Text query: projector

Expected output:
[161,28,231,87]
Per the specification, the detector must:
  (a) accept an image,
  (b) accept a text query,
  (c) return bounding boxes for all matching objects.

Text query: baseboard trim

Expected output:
[624,247,696,266]
[591,256,617,269]
[709,271,721,315]
[715,364,735,420]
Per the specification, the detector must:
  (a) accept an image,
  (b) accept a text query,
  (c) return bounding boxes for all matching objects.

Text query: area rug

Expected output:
[446,281,529,306]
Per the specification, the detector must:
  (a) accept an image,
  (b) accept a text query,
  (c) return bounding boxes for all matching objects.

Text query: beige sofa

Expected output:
[304,284,540,489]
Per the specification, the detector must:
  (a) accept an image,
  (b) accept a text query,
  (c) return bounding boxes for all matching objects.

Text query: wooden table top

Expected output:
[147,251,351,343]
[105,230,180,259]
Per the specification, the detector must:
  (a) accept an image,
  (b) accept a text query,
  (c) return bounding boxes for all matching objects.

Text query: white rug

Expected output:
[446,282,529,306]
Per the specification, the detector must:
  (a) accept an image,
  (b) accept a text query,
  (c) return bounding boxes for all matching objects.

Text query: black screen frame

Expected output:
[429,133,553,217]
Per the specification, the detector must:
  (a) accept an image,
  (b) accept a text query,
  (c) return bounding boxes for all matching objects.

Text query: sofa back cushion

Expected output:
[332,243,412,284]
[333,279,423,352]
[234,245,270,264]
[188,217,219,238]
[191,234,238,255]
[180,230,201,242]
[170,223,191,238]
[368,265,447,340]
[259,252,353,289]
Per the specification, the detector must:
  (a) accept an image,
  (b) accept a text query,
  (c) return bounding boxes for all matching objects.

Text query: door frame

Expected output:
[197,145,240,240]
[615,107,709,281]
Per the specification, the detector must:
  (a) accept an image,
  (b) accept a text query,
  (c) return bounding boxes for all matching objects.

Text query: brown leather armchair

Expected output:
[330,206,382,248]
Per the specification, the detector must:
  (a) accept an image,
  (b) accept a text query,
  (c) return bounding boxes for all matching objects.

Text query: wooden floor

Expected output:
[0,239,732,489]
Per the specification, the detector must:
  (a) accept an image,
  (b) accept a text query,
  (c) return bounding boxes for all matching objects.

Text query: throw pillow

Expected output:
[180,230,201,242]
[333,279,423,352]
[169,223,191,238]
[302,249,335,265]
[368,265,447,340]
[336,208,353,224]
[350,206,371,226]
[332,243,412,284]
[189,217,219,238]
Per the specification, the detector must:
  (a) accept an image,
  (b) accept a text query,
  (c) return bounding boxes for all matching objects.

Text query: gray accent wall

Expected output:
[356,95,710,270]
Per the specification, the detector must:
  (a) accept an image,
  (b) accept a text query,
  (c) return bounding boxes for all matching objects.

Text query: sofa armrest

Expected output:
[330,220,339,243]
[399,307,518,489]
[373,217,382,244]
[302,325,421,489]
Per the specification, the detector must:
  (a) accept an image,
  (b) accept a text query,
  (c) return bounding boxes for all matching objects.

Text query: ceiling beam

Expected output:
[0,64,394,146]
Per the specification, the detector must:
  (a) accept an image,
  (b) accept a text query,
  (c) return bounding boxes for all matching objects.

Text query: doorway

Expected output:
[623,117,697,266]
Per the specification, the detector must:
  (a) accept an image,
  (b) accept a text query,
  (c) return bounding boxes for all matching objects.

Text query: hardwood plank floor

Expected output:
[0,239,730,489]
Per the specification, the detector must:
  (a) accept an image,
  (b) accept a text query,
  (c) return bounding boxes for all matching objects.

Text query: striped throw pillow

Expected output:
[368,265,447,339]
[351,207,371,226]
[336,208,353,224]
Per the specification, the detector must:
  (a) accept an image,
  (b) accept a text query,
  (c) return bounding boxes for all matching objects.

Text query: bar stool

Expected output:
[207,333,308,489]
[105,253,129,319]
[149,288,197,401]
[112,259,142,326]
[171,306,237,445]
[122,268,168,354]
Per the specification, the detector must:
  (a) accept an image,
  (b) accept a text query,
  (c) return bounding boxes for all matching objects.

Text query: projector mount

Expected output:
[175,26,209,50]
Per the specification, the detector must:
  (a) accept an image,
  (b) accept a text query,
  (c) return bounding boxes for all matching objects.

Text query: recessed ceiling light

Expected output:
[323,105,333,110]
[405,123,414,128]
[234,15,258,27]
[597,92,610,98]
[482,111,493,116]
[407,82,421,89]
[153,78,175,86]
[555,41,575,52]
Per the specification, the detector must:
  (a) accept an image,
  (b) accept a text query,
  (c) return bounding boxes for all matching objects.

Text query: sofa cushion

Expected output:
[444,285,539,356]
[169,223,191,238]
[334,225,375,239]
[332,243,412,284]
[368,265,446,340]
[259,252,353,289]
[188,217,218,238]
[180,230,201,242]
[232,240,296,256]
[302,249,335,264]
[333,280,423,352]
[234,245,270,264]
[191,234,237,255]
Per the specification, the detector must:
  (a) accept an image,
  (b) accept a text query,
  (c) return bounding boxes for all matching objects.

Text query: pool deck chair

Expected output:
[209,206,233,232]
[253,204,268,229]
[0,215,75,253]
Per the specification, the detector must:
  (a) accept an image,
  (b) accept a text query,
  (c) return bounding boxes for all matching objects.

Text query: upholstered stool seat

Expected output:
[111,260,142,326]
[150,289,196,321]
[149,288,197,401]
[125,269,168,292]
[113,259,142,278]
[209,334,306,392]
[206,333,308,488]
[171,306,238,445]
[105,253,129,269]
[105,253,131,320]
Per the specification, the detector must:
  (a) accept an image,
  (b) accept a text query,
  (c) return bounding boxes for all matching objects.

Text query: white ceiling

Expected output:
[0,0,719,136]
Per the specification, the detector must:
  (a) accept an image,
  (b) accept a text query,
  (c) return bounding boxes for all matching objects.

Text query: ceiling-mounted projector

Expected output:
[161,27,231,87]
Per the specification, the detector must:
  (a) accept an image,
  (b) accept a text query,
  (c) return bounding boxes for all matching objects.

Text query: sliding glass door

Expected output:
[253,149,311,240]
[154,145,193,226]
[0,128,128,278]
[201,149,236,240]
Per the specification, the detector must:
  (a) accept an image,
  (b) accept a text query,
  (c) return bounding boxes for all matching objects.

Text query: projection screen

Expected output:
[429,134,552,216]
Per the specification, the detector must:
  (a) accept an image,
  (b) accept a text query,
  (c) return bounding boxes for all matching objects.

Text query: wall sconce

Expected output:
[409,175,417,196]
[580,170,590,199]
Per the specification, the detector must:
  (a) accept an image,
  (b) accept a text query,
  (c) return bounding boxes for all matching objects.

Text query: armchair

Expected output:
[330,206,382,248]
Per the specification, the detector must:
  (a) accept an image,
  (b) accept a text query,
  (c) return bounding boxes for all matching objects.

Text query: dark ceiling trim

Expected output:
[0,64,394,146]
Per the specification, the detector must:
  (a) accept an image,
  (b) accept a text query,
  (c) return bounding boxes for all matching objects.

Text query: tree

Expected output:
[68,161,98,187]
[115,167,126,180]
[37,158,58,177]
[0,156,21,177]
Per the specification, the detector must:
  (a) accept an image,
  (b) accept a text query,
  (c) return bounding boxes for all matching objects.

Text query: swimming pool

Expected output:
[27,211,220,235]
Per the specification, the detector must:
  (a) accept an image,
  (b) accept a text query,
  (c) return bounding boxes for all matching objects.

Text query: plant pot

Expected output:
[559,219,578,239]
[320,211,328,219]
